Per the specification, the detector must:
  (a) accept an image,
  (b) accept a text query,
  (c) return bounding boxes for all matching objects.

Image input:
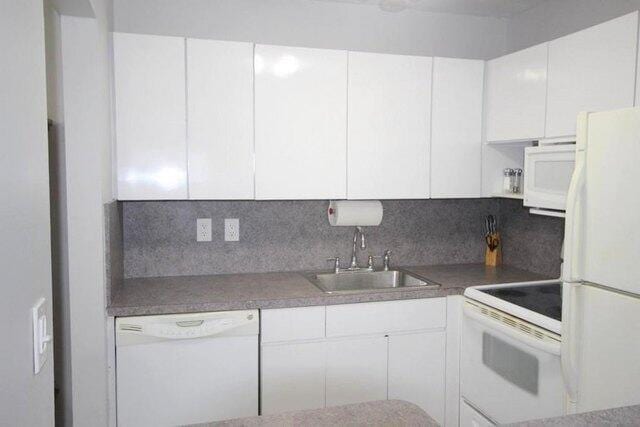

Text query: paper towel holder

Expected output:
[327,200,383,226]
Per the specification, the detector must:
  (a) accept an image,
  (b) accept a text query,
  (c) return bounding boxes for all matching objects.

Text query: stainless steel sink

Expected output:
[303,269,441,294]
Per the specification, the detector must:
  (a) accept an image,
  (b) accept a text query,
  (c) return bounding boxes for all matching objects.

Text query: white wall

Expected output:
[506,0,640,54]
[45,0,115,425]
[113,0,507,59]
[60,13,113,425]
[45,5,74,426]
[0,1,55,425]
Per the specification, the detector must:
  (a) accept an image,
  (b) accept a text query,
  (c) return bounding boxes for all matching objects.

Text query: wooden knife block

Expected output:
[485,232,502,267]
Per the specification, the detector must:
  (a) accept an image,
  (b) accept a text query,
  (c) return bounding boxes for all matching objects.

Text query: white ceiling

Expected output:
[310,0,547,17]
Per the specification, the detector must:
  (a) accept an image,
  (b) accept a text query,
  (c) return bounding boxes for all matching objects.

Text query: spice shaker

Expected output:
[503,168,513,193]
[513,168,523,194]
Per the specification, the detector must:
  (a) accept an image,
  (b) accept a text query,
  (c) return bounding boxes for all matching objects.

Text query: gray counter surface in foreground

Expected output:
[507,404,640,426]
[194,400,438,427]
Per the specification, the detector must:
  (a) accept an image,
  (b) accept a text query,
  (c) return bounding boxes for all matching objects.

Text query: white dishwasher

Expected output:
[116,310,259,427]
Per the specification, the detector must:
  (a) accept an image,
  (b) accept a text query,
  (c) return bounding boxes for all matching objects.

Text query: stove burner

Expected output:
[545,306,562,318]
[481,283,563,322]
[538,286,561,295]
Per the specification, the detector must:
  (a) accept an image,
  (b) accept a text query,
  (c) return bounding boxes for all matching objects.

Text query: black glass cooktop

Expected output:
[482,283,562,321]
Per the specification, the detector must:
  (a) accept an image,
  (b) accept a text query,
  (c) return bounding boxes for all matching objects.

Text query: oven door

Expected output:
[524,145,575,211]
[461,300,565,424]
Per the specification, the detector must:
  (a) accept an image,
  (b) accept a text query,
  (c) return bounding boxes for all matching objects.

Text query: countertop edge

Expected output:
[107,264,551,317]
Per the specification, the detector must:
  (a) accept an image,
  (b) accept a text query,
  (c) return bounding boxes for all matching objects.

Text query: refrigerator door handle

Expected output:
[561,282,579,408]
[562,112,588,283]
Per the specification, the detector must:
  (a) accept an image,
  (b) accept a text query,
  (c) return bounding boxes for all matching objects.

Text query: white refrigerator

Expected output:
[561,107,640,414]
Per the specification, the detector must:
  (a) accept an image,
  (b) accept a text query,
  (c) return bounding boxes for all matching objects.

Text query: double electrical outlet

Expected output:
[197,218,239,242]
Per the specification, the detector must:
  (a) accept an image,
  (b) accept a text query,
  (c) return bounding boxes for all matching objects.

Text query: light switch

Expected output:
[32,298,51,375]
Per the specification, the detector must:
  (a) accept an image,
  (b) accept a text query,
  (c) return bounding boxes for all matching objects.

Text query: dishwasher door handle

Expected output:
[176,320,205,327]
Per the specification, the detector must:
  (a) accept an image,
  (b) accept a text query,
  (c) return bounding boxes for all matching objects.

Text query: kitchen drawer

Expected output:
[261,306,325,343]
[326,298,446,338]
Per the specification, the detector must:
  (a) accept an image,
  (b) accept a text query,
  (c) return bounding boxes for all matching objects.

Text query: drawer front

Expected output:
[326,298,446,337]
[261,306,325,343]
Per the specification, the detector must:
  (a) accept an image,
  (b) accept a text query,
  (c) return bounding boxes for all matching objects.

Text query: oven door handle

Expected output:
[463,304,561,356]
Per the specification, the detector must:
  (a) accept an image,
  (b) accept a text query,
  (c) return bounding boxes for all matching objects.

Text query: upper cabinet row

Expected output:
[114,12,639,200]
[486,12,639,143]
[114,34,483,200]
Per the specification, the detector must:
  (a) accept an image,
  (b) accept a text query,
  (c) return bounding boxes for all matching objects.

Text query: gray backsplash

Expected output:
[104,201,124,304]
[498,199,565,278]
[118,199,564,279]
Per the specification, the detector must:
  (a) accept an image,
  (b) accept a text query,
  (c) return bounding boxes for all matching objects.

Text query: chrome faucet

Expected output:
[382,250,392,271]
[349,226,366,270]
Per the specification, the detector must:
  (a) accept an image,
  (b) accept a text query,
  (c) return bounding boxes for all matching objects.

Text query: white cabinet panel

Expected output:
[254,45,347,199]
[546,12,638,138]
[460,400,495,427]
[114,33,187,200]
[326,298,446,338]
[485,43,547,143]
[347,52,432,199]
[445,295,463,427]
[187,39,254,199]
[261,342,326,414]
[326,336,388,406]
[431,57,484,198]
[388,331,446,425]
[636,23,640,107]
[261,306,325,343]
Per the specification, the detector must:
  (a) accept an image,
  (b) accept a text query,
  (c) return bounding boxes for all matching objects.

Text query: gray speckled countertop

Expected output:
[107,263,550,317]
[107,264,548,316]
[507,404,640,426]
[192,400,437,427]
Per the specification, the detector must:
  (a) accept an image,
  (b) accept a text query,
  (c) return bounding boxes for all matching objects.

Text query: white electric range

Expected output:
[460,280,565,426]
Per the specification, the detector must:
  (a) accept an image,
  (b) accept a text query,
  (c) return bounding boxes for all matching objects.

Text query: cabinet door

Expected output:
[261,341,326,414]
[326,336,387,406]
[347,52,432,199]
[254,45,347,199]
[431,58,484,198]
[186,39,254,199]
[388,331,446,425]
[546,12,638,138]
[485,43,547,143]
[460,400,495,427]
[114,33,187,200]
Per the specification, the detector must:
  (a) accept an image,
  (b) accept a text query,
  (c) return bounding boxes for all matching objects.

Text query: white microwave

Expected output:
[523,145,576,213]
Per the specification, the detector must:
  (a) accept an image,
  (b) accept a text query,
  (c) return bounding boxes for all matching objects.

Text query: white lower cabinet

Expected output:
[260,298,455,424]
[388,331,446,425]
[326,336,388,406]
[261,341,326,414]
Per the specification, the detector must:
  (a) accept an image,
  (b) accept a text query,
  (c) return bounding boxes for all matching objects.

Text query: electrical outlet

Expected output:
[196,218,212,242]
[225,218,239,242]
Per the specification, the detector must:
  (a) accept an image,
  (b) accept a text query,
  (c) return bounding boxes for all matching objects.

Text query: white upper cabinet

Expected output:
[431,57,484,198]
[254,45,347,200]
[114,33,188,200]
[485,43,548,143]
[546,12,638,139]
[347,52,432,199]
[186,39,254,199]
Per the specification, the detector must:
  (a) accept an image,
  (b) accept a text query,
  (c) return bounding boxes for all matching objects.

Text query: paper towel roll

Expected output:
[328,200,383,226]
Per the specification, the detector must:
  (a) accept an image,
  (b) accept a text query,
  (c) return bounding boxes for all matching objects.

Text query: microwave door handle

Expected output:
[463,304,560,355]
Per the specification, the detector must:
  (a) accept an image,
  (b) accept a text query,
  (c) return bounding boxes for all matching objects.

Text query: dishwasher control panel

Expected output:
[116,310,258,346]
